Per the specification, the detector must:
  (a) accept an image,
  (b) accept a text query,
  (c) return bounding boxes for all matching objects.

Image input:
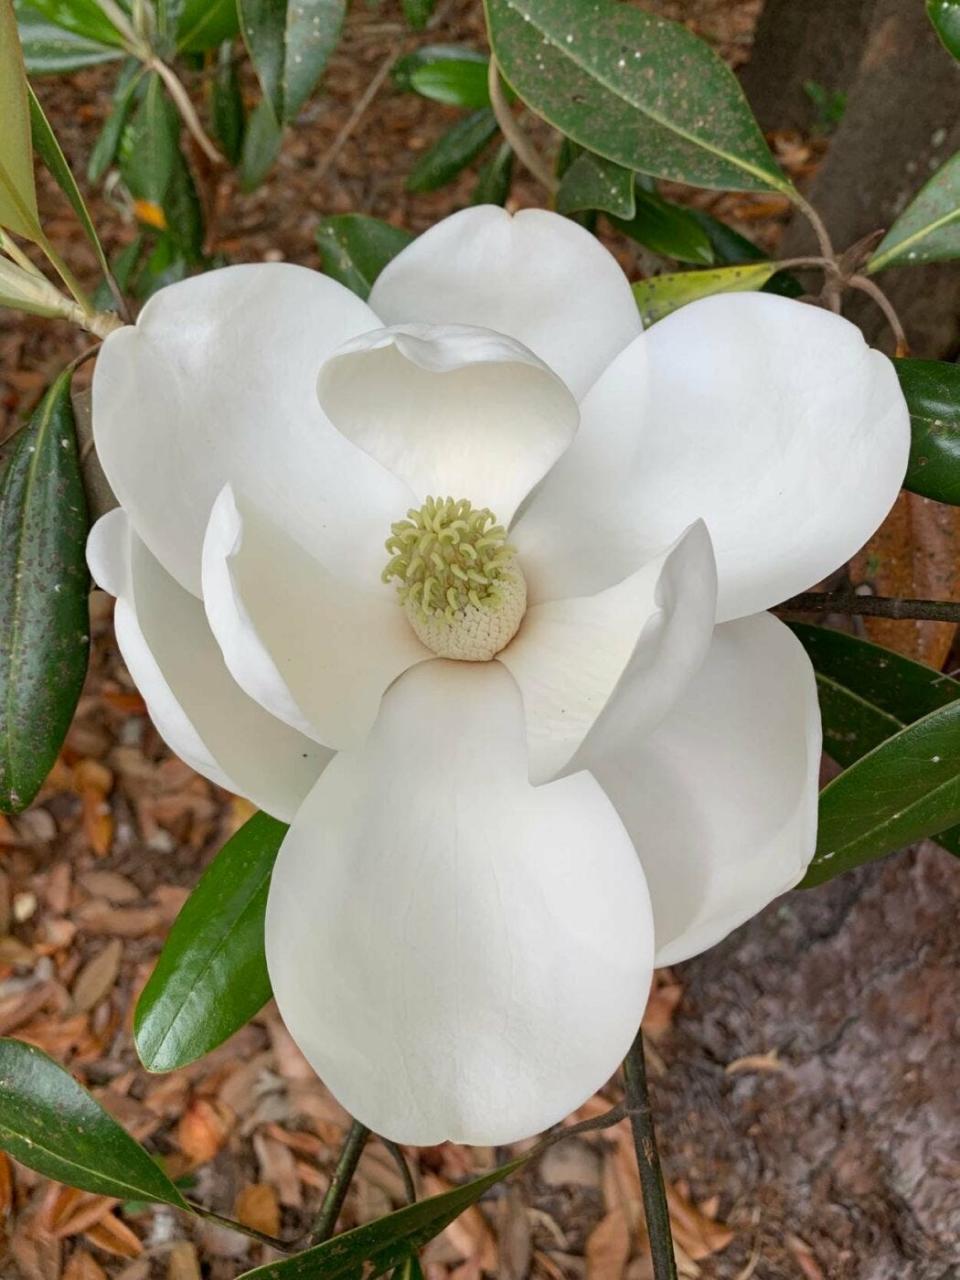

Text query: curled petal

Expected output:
[516,293,909,619]
[202,487,429,751]
[369,206,641,399]
[317,324,578,525]
[581,612,821,965]
[87,510,329,820]
[266,659,654,1145]
[92,264,407,595]
[499,522,717,784]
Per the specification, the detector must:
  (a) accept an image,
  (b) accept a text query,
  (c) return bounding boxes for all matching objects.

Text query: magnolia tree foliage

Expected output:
[1,0,960,1276]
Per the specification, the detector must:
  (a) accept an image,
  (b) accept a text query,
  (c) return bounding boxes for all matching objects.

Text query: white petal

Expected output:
[368,207,641,399]
[92,264,410,596]
[499,522,716,784]
[581,613,821,966]
[514,293,909,618]
[202,487,429,751]
[88,509,329,820]
[266,659,653,1145]
[317,324,579,524]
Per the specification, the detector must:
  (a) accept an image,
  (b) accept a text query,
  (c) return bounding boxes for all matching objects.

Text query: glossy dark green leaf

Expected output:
[406,109,498,192]
[238,0,345,123]
[315,213,414,300]
[928,0,960,59]
[15,6,121,73]
[0,1037,189,1205]
[136,812,286,1072]
[14,0,125,47]
[610,187,714,265]
[869,151,960,272]
[211,40,245,166]
[120,72,178,206]
[0,0,41,239]
[28,85,113,283]
[0,371,88,814]
[632,262,777,326]
[392,44,487,92]
[239,1160,525,1279]
[485,0,791,194]
[471,140,513,206]
[802,697,960,886]
[391,1256,426,1280]
[894,357,960,505]
[240,97,283,191]
[556,151,635,218]
[176,0,239,52]
[410,59,491,109]
[87,58,142,182]
[402,0,434,29]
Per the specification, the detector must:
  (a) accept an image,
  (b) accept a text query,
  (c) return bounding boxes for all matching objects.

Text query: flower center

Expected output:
[382,496,527,661]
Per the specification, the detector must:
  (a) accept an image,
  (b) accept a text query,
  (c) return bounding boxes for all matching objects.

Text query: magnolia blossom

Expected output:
[86,207,909,1145]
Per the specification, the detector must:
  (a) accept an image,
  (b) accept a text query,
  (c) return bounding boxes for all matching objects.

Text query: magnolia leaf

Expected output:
[0,254,72,318]
[238,1160,526,1279]
[15,5,122,73]
[631,262,777,326]
[402,0,434,29]
[803,697,960,887]
[211,40,245,166]
[238,0,345,124]
[893,357,960,506]
[28,85,113,284]
[406,109,499,192]
[556,151,635,218]
[88,57,142,183]
[928,0,960,59]
[410,58,491,109]
[136,812,286,1072]
[0,1038,189,1205]
[315,213,414,300]
[13,0,125,45]
[176,0,238,51]
[0,370,89,814]
[611,186,714,265]
[240,96,283,191]
[393,43,486,91]
[484,0,791,194]
[869,151,960,272]
[0,0,41,239]
[471,140,513,206]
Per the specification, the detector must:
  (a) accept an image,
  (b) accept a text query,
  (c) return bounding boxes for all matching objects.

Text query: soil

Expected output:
[2,2,959,1279]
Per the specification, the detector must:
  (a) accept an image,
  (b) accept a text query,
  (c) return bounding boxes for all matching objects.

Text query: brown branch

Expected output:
[777,592,960,623]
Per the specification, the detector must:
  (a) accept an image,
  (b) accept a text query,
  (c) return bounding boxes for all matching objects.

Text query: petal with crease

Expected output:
[581,612,821,966]
[87,509,329,821]
[202,487,430,751]
[92,263,408,596]
[317,324,578,524]
[266,659,654,1146]
[369,206,641,399]
[499,522,717,784]
[515,293,909,619]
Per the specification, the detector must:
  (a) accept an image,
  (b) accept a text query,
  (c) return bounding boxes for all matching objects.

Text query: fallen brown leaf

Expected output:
[724,1050,783,1075]
[63,1248,108,1280]
[71,939,123,1013]
[82,1213,143,1259]
[235,1182,281,1237]
[167,1241,202,1280]
[585,1207,632,1280]
[178,1097,234,1166]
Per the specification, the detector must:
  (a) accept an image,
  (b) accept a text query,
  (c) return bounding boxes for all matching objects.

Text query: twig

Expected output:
[847,273,910,355]
[313,46,401,185]
[487,57,558,195]
[384,1140,418,1204]
[306,1120,371,1246]
[787,192,843,312]
[623,1029,678,1280]
[778,592,960,623]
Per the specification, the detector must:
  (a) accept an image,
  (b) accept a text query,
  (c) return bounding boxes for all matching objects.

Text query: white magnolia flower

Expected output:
[86,206,909,1146]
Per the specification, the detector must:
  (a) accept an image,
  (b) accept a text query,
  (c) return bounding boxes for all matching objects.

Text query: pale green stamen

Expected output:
[382,496,517,622]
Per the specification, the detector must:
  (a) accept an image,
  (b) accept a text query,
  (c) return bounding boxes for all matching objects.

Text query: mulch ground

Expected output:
[2,3,958,1279]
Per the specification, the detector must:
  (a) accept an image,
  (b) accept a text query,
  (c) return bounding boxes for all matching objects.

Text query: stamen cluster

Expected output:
[382,496,516,619]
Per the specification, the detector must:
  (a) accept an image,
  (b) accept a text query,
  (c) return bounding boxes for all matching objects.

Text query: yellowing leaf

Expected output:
[0,0,41,238]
